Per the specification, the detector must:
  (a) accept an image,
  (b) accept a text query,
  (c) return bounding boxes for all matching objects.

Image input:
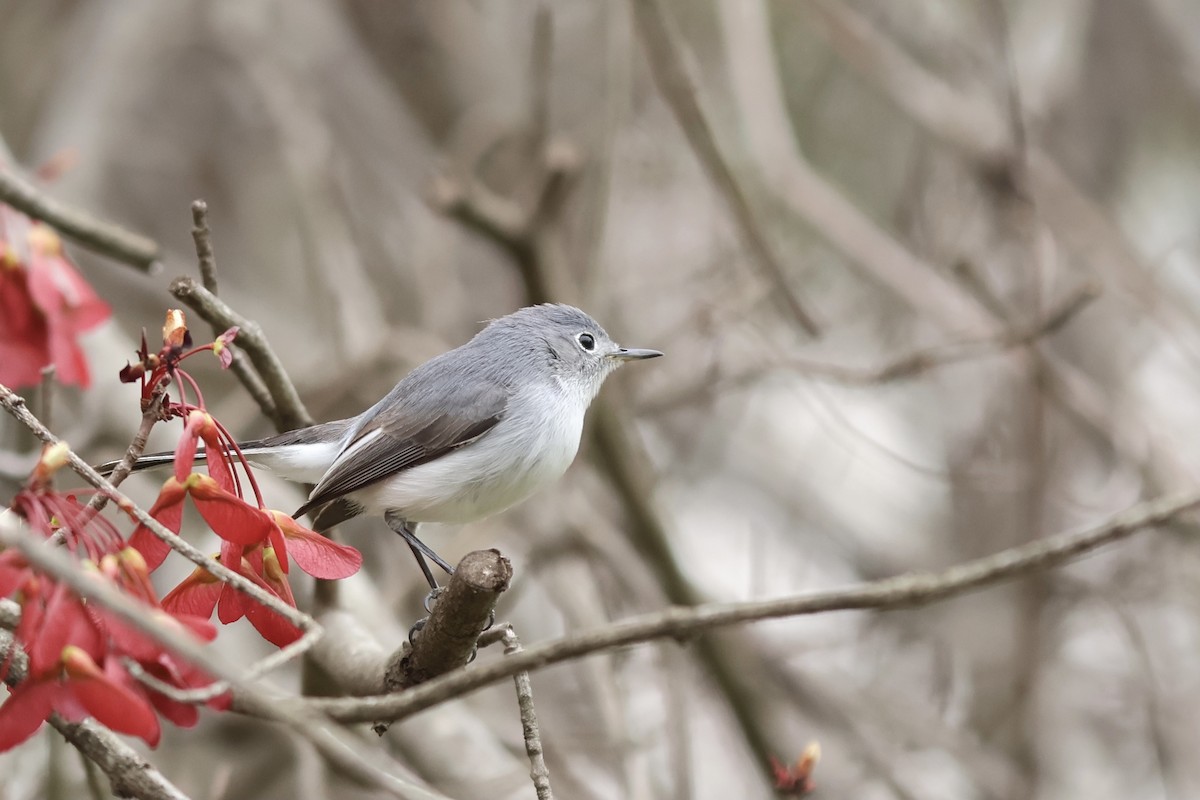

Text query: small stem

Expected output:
[503,627,554,800]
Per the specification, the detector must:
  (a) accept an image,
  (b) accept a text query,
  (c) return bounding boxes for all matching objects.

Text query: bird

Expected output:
[101,304,662,587]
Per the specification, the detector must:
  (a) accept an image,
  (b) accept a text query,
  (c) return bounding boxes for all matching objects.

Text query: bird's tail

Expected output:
[94,449,208,477]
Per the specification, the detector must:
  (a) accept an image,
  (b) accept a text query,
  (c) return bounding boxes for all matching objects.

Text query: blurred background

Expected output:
[4,1,1200,798]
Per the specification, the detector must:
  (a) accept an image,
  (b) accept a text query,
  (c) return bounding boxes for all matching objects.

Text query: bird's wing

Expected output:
[294,375,510,519]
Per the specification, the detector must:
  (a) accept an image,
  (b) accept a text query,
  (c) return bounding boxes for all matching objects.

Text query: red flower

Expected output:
[129,473,277,569]
[164,544,303,648]
[770,742,820,795]
[269,511,362,579]
[0,211,110,388]
[0,583,159,749]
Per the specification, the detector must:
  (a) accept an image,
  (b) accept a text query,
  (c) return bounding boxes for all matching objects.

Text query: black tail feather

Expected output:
[94,449,208,477]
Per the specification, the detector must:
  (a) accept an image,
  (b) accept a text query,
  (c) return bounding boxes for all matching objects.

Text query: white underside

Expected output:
[244,441,343,485]
[353,390,585,523]
[245,383,588,524]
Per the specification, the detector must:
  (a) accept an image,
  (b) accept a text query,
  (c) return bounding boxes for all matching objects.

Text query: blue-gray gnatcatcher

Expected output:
[104,304,662,587]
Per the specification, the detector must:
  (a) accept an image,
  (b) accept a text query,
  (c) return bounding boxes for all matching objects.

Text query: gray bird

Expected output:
[103,304,662,587]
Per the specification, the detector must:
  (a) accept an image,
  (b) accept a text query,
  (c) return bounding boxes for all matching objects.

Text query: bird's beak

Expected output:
[608,347,664,362]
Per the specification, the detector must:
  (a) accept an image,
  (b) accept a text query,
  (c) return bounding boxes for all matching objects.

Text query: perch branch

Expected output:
[375,550,512,733]
[303,487,1199,725]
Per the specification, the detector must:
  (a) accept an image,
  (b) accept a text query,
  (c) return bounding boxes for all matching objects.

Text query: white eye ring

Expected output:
[577,332,596,351]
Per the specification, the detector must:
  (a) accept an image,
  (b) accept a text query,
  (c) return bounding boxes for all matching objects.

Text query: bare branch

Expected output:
[49,718,190,800]
[187,201,278,422]
[169,276,312,430]
[502,626,554,800]
[427,139,583,305]
[86,387,165,514]
[0,168,161,272]
[307,609,391,696]
[628,0,822,336]
[304,488,1198,725]
[374,550,512,734]
[646,283,1099,412]
[190,199,220,295]
[386,550,512,692]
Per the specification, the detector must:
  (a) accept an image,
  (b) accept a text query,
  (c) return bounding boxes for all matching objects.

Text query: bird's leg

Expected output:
[384,512,454,591]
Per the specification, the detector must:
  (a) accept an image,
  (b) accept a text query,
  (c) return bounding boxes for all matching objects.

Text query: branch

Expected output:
[302,488,1198,725]
[188,201,278,422]
[628,0,822,336]
[86,387,165,514]
[502,626,554,800]
[385,550,511,692]
[0,169,161,272]
[427,139,583,305]
[169,276,312,430]
[305,552,512,735]
[307,609,390,696]
[50,719,190,800]
[646,283,1098,412]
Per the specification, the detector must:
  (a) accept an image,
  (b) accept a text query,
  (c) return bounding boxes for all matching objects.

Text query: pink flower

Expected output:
[0,211,110,388]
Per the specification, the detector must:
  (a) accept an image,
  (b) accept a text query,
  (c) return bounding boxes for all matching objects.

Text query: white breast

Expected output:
[351,384,587,523]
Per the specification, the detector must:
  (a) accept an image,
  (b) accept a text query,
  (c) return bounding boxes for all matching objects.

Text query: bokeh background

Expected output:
[4,1,1200,798]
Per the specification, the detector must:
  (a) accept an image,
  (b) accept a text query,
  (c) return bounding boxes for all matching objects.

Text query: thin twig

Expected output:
[646,283,1098,412]
[302,488,1199,725]
[190,200,220,295]
[169,276,312,430]
[628,0,821,336]
[0,169,161,272]
[187,202,278,422]
[37,365,56,431]
[502,626,555,800]
[86,387,165,514]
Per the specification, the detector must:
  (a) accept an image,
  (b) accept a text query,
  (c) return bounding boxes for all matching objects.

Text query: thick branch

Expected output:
[302,488,1198,725]
[386,549,511,692]
[50,719,189,800]
[0,169,160,271]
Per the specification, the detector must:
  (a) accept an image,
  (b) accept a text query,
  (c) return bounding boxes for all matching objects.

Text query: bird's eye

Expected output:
[577,332,596,351]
